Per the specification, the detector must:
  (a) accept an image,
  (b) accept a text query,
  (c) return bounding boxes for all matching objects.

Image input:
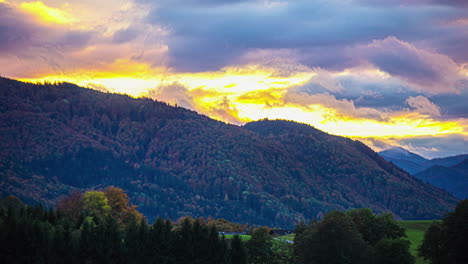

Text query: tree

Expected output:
[229,235,247,264]
[346,209,405,246]
[57,191,84,223]
[419,200,468,263]
[174,217,194,264]
[80,216,99,263]
[82,191,111,220]
[374,238,414,264]
[418,222,447,264]
[272,239,294,264]
[295,211,370,264]
[247,227,273,264]
[103,186,143,226]
[444,200,468,263]
[101,216,123,263]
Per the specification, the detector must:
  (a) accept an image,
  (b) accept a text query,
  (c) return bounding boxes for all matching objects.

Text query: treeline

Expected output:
[0,189,293,264]
[1,187,466,264]
[418,200,468,263]
[294,209,413,264]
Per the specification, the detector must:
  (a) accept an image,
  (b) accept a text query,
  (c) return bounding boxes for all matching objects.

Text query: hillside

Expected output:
[415,159,468,199]
[0,78,458,227]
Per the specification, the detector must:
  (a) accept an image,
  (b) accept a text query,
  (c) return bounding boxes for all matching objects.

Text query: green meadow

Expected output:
[223,234,252,241]
[398,220,436,264]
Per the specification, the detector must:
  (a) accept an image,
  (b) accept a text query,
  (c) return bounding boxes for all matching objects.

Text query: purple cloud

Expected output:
[357,36,463,93]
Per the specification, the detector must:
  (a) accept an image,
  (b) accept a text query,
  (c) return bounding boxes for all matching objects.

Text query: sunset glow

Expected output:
[1,0,467,158]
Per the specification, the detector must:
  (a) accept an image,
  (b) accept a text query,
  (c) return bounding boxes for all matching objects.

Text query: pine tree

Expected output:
[229,235,247,264]
[246,227,273,264]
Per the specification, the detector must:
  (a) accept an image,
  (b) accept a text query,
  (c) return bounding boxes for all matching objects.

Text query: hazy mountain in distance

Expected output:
[379,147,468,174]
[378,147,428,174]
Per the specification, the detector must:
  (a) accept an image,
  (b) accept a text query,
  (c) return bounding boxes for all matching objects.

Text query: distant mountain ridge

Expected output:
[379,147,468,174]
[414,159,468,199]
[379,147,468,198]
[0,78,458,227]
[379,147,429,174]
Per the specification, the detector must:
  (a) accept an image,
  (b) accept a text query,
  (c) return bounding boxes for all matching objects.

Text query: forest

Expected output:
[0,78,458,227]
[1,188,466,264]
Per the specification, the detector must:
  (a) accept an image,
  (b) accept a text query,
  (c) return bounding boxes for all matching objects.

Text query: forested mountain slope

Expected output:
[0,78,458,227]
[415,159,468,199]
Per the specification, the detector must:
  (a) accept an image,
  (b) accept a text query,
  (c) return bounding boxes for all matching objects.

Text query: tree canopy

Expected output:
[419,200,468,264]
[295,209,413,264]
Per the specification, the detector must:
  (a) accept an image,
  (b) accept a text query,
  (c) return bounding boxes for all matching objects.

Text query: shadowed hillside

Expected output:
[0,78,458,227]
[415,159,468,199]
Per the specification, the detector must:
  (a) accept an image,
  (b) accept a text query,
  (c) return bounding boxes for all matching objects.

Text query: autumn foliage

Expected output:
[57,187,143,225]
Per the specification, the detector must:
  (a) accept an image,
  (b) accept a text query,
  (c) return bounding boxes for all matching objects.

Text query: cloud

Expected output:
[432,87,468,118]
[405,95,441,116]
[397,134,468,159]
[357,36,464,93]
[357,134,468,159]
[143,0,459,71]
[284,92,388,121]
[1,0,466,158]
[112,27,140,44]
[148,82,195,109]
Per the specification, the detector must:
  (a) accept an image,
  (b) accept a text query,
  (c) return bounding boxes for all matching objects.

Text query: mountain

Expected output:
[378,147,428,174]
[0,78,458,227]
[379,147,429,165]
[426,155,468,168]
[415,159,468,199]
[378,147,468,174]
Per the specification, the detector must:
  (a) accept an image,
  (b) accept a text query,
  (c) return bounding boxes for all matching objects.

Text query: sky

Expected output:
[0,0,467,158]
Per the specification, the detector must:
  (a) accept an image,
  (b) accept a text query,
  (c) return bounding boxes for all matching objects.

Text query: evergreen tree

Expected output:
[79,216,98,263]
[101,216,123,263]
[418,222,447,264]
[174,217,194,264]
[419,200,468,264]
[247,227,273,264]
[124,216,140,264]
[374,238,414,264]
[229,235,247,264]
[295,211,370,264]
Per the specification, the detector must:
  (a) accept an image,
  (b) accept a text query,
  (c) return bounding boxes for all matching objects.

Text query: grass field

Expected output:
[278,234,295,241]
[398,220,434,264]
[223,234,251,241]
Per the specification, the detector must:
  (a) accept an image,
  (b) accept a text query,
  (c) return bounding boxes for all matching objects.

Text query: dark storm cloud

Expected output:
[432,87,468,118]
[356,37,462,93]
[143,0,462,72]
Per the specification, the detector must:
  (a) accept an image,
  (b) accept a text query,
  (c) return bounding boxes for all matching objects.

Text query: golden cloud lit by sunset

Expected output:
[19,1,74,25]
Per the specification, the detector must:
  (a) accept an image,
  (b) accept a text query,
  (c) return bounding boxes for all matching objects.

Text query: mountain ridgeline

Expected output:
[379,147,468,199]
[379,147,468,175]
[0,78,458,227]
